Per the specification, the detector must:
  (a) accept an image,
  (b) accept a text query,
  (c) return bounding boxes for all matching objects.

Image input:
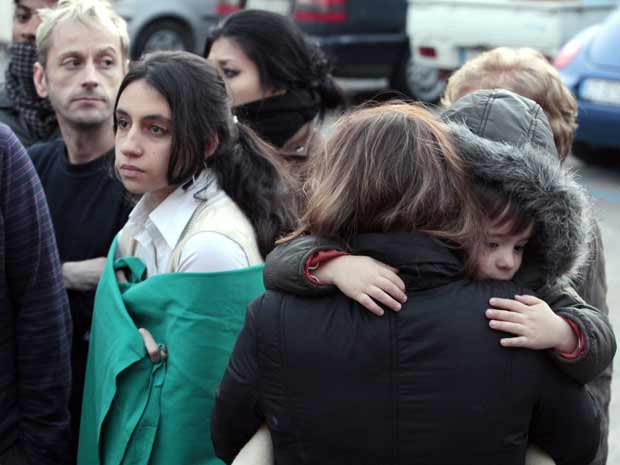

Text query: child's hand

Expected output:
[486,295,578,352]
[316,255,407,316]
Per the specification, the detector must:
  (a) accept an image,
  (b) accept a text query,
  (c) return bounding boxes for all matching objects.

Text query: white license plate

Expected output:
[245,0,290,15]
[580,78,620,106]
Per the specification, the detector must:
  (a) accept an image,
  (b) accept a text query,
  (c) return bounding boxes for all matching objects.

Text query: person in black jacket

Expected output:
[211,103,600,465]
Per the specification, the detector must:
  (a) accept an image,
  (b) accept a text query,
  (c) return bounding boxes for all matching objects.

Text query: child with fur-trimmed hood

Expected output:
[443,92,614,385]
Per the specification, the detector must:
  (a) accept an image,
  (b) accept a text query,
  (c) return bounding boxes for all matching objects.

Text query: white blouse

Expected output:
[122,170,249,277]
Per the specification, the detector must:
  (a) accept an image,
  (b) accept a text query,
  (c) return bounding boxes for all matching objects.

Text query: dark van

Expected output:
[292,0,443,101]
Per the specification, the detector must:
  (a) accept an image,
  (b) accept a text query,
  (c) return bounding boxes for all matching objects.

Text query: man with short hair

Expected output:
[0,123,71,465]
[28,0,132,455]
[0,0,59,147]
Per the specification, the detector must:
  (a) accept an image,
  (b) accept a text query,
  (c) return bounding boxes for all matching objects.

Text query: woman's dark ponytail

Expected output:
[308,44,345,117]
[208,122,297,257]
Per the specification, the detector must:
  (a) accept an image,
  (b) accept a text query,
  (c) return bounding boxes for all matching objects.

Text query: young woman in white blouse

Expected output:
[113,51,295,362]
[113,51,294,276]
[78,51,294,464]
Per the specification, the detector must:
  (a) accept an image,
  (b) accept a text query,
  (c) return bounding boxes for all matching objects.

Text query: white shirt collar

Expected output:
[125,169,219,250]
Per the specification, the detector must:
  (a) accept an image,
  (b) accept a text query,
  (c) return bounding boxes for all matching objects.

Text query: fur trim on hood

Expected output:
[447,122,593,289]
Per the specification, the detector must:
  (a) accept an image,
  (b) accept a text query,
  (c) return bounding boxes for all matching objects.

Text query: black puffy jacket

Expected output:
[212,232,600,465]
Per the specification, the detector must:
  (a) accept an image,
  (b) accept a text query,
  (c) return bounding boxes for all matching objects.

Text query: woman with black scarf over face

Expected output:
[206,9,345,188]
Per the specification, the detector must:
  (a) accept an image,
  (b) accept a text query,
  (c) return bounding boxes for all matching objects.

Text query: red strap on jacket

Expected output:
[304,250,349,284]
[556,317,585,359]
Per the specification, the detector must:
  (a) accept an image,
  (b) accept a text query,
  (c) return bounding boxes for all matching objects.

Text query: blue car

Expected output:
[556,8,620,162]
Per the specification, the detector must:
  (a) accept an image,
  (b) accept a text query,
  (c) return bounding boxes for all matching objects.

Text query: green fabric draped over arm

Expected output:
[78,237,265,465]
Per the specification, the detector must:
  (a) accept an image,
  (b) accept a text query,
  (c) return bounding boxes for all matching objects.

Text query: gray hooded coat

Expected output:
[263,90,614,464]
[444,90,614,465]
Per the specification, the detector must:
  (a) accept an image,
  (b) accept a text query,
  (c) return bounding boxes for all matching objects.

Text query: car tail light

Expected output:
[554,38,582,70]
[293,0,347,23]
[216,0,244,16]
[418,46,437,59]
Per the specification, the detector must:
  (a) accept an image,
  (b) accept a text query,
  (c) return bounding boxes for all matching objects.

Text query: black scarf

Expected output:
[4,42,58,140]
[235,89,321,148]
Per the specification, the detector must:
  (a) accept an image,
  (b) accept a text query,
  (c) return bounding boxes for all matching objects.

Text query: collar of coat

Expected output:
[350,232,466,292]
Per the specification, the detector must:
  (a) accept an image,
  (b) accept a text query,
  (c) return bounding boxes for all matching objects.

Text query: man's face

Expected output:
[33,19,126,129]
[12,0,57,44]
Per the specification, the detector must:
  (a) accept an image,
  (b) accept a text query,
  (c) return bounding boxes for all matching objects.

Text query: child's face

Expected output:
[476,221,533,281]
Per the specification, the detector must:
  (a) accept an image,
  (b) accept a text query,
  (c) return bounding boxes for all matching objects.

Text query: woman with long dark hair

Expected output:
[78,51,295,465]
[114,51,294,265]
[206,9,345,175]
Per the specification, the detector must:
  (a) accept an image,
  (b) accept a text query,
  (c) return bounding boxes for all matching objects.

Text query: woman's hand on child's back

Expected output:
[316,256,407,316]
[486,295,578,352]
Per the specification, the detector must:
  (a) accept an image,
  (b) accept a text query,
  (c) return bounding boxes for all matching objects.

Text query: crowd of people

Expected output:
[0,0,615,465]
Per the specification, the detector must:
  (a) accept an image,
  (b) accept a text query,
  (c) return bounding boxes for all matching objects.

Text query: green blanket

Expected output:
[78,238,265,465]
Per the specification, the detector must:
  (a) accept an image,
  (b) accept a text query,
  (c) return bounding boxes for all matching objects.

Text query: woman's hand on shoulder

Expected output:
[316,255,407,316]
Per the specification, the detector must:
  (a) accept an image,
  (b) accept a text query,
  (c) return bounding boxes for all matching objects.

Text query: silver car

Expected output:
[112,0,292,59]
[112,0,218,59]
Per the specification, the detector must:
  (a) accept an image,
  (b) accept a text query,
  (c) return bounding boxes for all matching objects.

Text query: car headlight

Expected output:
[554,38,582,70]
